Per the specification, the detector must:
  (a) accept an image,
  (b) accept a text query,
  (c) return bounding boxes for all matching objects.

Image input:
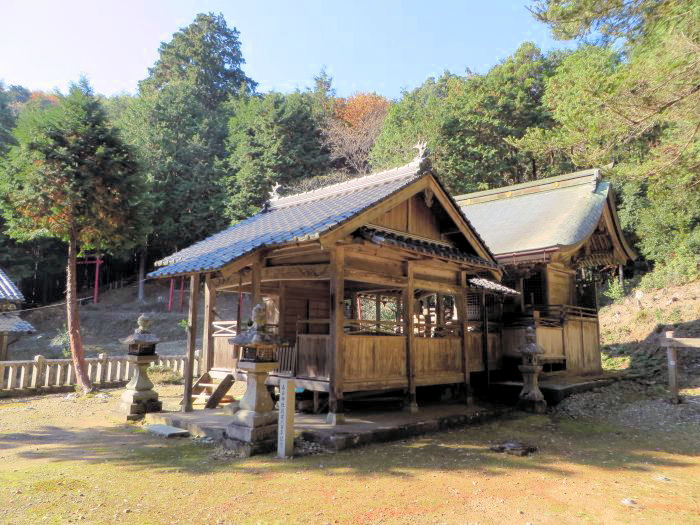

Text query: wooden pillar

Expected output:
[0,334,8,361]
[236,271,243,333]
[350,291,358,320]
[182,273,200,412]
[202,274,216,373]
[327,245,345,425]
[251,259,262,307]
[403,262,417,412]
[457,272,471,404]
[375,294,381,332]
[437,293,445,326]
[481,289,490,390]
[518,277,525,313]
[278,282,287,339]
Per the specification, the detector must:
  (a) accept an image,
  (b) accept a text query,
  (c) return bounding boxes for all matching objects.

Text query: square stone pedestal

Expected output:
[224,360,278,456]
[119,354,162,421]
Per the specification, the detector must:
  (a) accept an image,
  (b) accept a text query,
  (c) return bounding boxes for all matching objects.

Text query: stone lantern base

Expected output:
[517,363,547,414]
[119,354,162,421]
[224,360,278,454]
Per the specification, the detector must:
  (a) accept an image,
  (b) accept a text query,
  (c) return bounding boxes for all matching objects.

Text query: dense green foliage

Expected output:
[0,78,148,250]
[139,12,255,108]
[371,43,569,193]
[225,92,329,220]
[123,13,254,255]
[521,0,700,284]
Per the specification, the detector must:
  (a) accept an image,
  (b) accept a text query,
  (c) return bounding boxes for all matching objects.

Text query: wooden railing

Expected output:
[414,321,461,338]
[0,352,200,397]
[344,319,405,335]
[534,304,597,327]
[275,343,297,375]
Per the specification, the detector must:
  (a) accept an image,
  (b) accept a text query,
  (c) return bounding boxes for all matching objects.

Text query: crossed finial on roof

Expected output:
[413,142,428,159]
[269,182,281,201]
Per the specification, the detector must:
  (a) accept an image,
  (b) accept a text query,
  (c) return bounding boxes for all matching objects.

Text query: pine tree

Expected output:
[226,92,329,220]
[0,79,149,392]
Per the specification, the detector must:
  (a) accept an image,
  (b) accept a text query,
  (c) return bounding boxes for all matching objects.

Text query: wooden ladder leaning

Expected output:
[185,369,236,408]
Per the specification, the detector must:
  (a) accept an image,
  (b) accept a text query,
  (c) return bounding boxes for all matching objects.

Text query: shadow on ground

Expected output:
[1,412,698,480]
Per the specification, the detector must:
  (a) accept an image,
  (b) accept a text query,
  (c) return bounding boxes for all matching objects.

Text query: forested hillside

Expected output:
[1,1,698,308]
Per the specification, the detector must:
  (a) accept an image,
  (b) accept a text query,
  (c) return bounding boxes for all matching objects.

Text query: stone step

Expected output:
[145,424,190,438]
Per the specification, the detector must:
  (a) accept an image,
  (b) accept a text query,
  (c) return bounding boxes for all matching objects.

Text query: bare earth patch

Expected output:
[1,384,699,524]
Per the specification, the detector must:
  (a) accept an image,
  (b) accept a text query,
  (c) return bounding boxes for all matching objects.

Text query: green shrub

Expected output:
[603,278,625,302]
[49,326,71,358]
[640,247,699,290]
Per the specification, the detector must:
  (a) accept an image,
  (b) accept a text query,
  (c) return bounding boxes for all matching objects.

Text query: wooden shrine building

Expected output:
[456,169,636,374]
[0,267,35,361]
[149,151,518,421]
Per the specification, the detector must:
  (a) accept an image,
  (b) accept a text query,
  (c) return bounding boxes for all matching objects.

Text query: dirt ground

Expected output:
[1,382,699,525]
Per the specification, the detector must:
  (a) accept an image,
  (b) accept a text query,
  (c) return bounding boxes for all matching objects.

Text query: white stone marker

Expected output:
[277,377,295,458]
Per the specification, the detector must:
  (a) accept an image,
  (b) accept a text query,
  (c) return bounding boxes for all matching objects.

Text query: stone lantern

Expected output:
[517,326,547,414]
[225,303,281,453]
[119,314,162,421]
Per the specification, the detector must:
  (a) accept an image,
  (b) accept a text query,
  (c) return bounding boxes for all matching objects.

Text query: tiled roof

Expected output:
[468,278,519,296]
[358,226,497,269]
[0,312,34,333]
[456,170,610,257]
[0,267,24,303]
[151,155,488,278]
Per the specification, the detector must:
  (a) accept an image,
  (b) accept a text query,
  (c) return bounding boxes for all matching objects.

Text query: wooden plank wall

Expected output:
[212,336,237,370]
[371,194,443,241]
[546,265,575,305]
[413,337,463,385]
[279,282,330,338]
[343,335,407,390]
[296,334,331,380]
[536,326,565,357]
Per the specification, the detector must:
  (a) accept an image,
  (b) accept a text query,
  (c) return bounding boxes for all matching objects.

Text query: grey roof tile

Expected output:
[149,158,429,278]
[0,267,24,303]
[0,312,34,333]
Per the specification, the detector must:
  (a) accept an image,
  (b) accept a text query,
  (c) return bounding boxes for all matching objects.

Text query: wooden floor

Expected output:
[145,401,510,452]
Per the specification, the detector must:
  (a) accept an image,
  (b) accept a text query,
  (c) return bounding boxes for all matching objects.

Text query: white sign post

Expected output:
[277,377,295,458]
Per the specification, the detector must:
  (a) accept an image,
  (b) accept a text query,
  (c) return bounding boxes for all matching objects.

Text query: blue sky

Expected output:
[0,0,570,99]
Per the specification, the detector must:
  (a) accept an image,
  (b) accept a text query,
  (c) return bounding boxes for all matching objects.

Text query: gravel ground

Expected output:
[553,379,700,431]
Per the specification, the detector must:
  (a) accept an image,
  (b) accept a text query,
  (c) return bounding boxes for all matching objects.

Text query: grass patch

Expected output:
[601,352,631,371]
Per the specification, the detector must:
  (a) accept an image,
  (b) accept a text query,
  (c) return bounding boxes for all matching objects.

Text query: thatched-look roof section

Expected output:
[455,169,637,266]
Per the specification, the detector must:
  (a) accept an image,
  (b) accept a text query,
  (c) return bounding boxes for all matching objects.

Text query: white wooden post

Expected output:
[277,377,295,459]
[98,353,108,384]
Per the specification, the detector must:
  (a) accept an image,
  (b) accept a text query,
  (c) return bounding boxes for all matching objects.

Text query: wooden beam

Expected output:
[403,261,418,412]
[182,273,200,412]
[202,274,216,373]
[328,245,345,424]
[345,268,407,288]
[481,289,490,390]
[456,272,471,404]
[414,278,461,295]
[262,263,329,281]
[251,258,261,306]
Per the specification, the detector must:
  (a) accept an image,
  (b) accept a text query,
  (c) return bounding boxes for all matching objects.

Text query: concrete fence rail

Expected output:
[0,352,200,398]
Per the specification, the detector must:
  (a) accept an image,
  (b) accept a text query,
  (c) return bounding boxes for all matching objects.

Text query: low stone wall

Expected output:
[0,352,199,398]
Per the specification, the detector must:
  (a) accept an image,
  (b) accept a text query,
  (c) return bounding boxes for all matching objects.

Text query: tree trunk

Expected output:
[67,233,92,392]
[137,246,146,303]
